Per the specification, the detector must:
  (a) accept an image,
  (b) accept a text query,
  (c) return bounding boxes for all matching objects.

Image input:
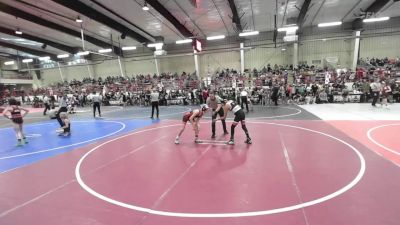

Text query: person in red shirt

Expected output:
[202,89,209,104]
[175,104,209,144]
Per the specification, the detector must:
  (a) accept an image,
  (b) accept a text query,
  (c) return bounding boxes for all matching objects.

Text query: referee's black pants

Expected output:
[241,96,249,112]
[372,92,379,106]
[93,102,101,117]
[212,108,228,135]
[56,106,68,126]
[151,101,159,118]
[43,103,50,115]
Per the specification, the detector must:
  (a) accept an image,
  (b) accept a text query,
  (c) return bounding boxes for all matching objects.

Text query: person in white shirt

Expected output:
[150,89,160,119]
[370,79,381,107]
[43,95,50,115]
[240,89,249,112]
[56,94,68,127]
[157,82,164,92]
[92,91,102,117]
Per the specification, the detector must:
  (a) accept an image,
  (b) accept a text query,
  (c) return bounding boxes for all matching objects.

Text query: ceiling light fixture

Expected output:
[98,49,112,53]
[277,26,298,32]
[76,51,90,56]
[143,2,149,11]
[176,39,193,44]
[15,28,22,35]
[363,17,390,23]
[239,31,260,37]
[57,54,69,58]
[38,56,51,61]
[22,59,33,63]
[281,48,286,51]
[76,16,83,23]
[4,61,15,65]
[318,21,342,27]
[147,43,163,48]
[206,35,225,40]
[121,46,137,51]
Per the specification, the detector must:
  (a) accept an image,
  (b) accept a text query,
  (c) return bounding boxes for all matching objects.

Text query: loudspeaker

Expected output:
[121,32,127,39]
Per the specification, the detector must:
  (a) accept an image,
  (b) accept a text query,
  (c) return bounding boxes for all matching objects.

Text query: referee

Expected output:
[56,94,68,127]
[43,94,50,115]
[370,79,381,107]
[206,91,228,138]
[240,89,249,112]
[92,91,102,117]
[150,89,159,119]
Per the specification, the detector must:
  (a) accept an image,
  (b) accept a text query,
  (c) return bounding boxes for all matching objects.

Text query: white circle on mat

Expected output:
[367,124,400,156]
[76,122,366,218]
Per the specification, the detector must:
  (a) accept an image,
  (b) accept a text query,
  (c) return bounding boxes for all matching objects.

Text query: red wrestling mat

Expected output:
[1,120,399,225]
[328,121,400,166]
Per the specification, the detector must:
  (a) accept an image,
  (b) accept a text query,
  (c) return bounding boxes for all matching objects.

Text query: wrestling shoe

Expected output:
[175,138,180,144]
[245,138,252,144]
[16,140,23,147]
[227,140,235,145]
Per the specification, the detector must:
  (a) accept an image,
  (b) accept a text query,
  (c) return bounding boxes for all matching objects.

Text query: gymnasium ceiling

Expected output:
[0,0,400,61]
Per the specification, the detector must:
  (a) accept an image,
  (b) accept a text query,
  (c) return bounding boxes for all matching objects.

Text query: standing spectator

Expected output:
[370,79,381,107]
[78,93,84,107]
[381,81,391,108]
[327,84,334,103]
[342,86,349,103]
[122,93,127,107]
[361,80,370,103]
[197,90,203,104]
[56,94,68,127]
[49,95,56,109]
[190,90,195,105]
[92,91,102,117]
[21,93,25,104]
[271,83,280,106]
[287,84,293,104]
[43,95,50,115]
[265,87,272,105]
[279,84,287,104]
[311,82,318,96]
[257,88,263,105]
[240,88,249,112]
[261,88,267,106]
[161,90,168,106]
[393,83,400,103]
[145,90,151,106]
[150,89,159,119]
[202,89,209,104]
